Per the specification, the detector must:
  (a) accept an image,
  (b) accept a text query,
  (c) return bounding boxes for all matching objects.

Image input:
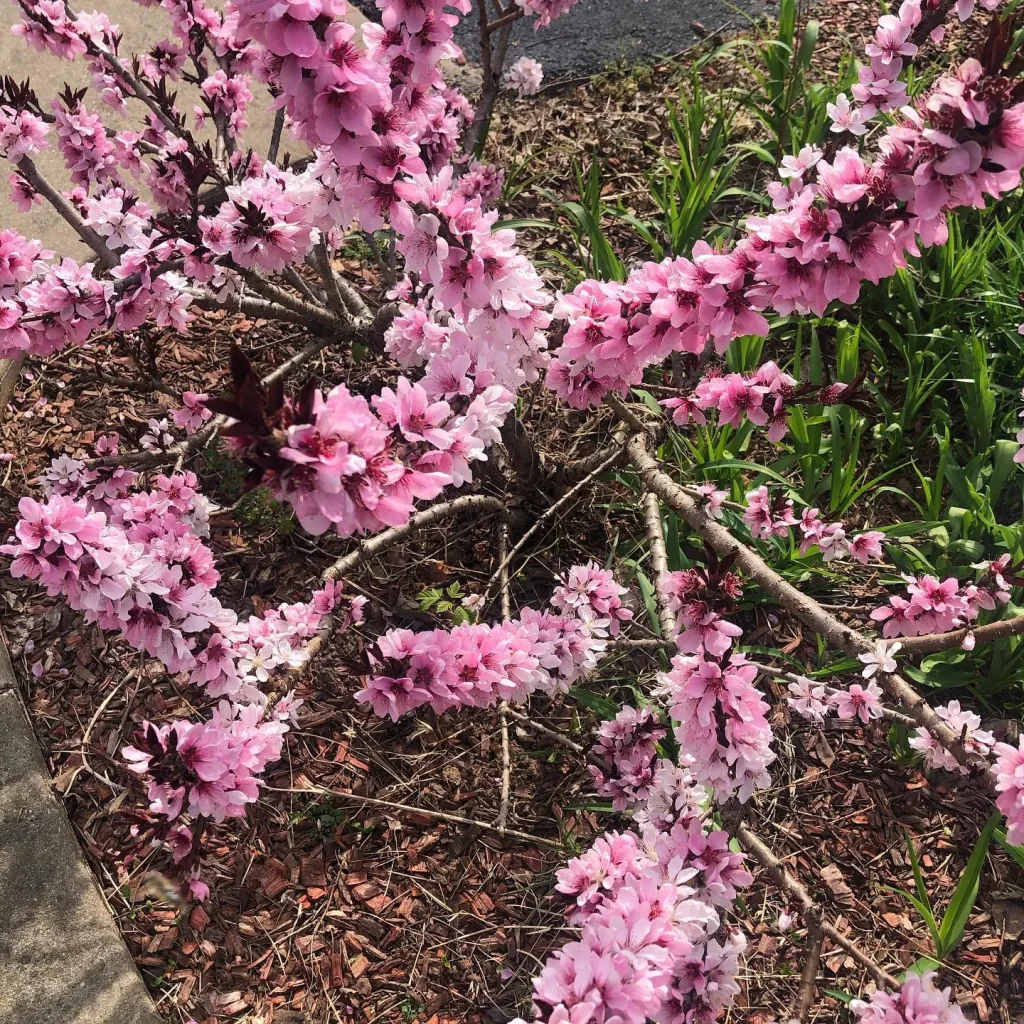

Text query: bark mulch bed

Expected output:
[2,6,1022,1022]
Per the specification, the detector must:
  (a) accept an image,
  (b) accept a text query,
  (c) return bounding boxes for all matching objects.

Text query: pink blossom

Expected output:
[786,677,830,721]
[503,56,544,96]
[993,736,1024,846]
[909,700,995,775]
[851,971,970,1024]
[827,94,869,136]
[172,392,212,434]
[830,681,884,723]
[849,530,886,563]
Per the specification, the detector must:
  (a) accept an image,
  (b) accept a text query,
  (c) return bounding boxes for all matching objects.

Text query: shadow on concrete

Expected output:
[0,681,163,1024]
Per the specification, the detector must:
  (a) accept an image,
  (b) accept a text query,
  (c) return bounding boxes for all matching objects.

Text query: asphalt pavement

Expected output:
[353,0,766,81]
[1,0,764,254]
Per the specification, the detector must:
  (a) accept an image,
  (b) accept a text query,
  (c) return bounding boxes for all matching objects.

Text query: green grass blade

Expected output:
[937,812,999,957]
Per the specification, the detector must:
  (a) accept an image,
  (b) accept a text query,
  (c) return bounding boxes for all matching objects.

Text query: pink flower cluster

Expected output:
[0,228,115,358]
[197,69,253,137]
[796,507,885,564]
[4,447,363,698]
[742,485,886,563]
[658,553,743,657]
[909,700,995,775]
[525,820,750,1024]
[452,160,505,207]
[172,392,213,434]
[741,485,799,541]
[122,699,294,822]
[200,171,314,272]
[632,759,707,832]
[786,675,885,725]
[851,971,970,1024]
[4,474,230,679]
[0,104,48,162]
[842,0,1004,132]
[550,561,633,636]
[231,0,467,232]
[588,705,666,810]
[871,559,1011,639]
[516,0,582,29]
[844,0,920,125]
[547,68,1024,407]
[222,374,512,536]
[503,56,544,96]
[659,651,776,803]
[661,361,795,440]
[384,170,554,394]
[660,360,865,444]
[355,564,627,720]
[993,736,1024,846]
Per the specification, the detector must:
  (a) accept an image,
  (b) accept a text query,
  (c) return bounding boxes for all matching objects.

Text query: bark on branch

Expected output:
[294,494,507,668]
[616,416,993,780]
[898,613,1024,656]
[642,491,678,642]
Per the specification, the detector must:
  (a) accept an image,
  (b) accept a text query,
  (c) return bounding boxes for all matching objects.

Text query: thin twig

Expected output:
[480,446,625,610]
[283,266,323,304]
[186,288,336,328]
[85,369,181,400]
[267,107,285,164]
[496,519,512,834]
[736,824,901,990]
[265,783,562,849]
[292,495,507,670]
[240,270,337,325]
[61,672,133,794]
[507,709,584,753]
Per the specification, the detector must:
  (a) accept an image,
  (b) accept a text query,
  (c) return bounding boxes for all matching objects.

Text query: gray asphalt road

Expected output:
[354,0,765,80]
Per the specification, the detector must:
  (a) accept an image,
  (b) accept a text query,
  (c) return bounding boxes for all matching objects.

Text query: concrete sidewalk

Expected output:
[0,644,163,1024]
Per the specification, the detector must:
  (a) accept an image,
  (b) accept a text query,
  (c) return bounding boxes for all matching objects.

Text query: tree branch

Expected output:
[642,491,678,642]
[311,240,351,320]
[618,424,994,779]
[794,918,825,1022]
[267,107,286,165]
[898,613,1024,656]
[292,494,507,669]
[479,446,625,611]
[16,158,119,269]
[736,824,901,990]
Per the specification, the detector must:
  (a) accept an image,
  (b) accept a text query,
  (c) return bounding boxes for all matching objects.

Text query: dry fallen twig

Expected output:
[736,824,901,990]
[265,783,562,849]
